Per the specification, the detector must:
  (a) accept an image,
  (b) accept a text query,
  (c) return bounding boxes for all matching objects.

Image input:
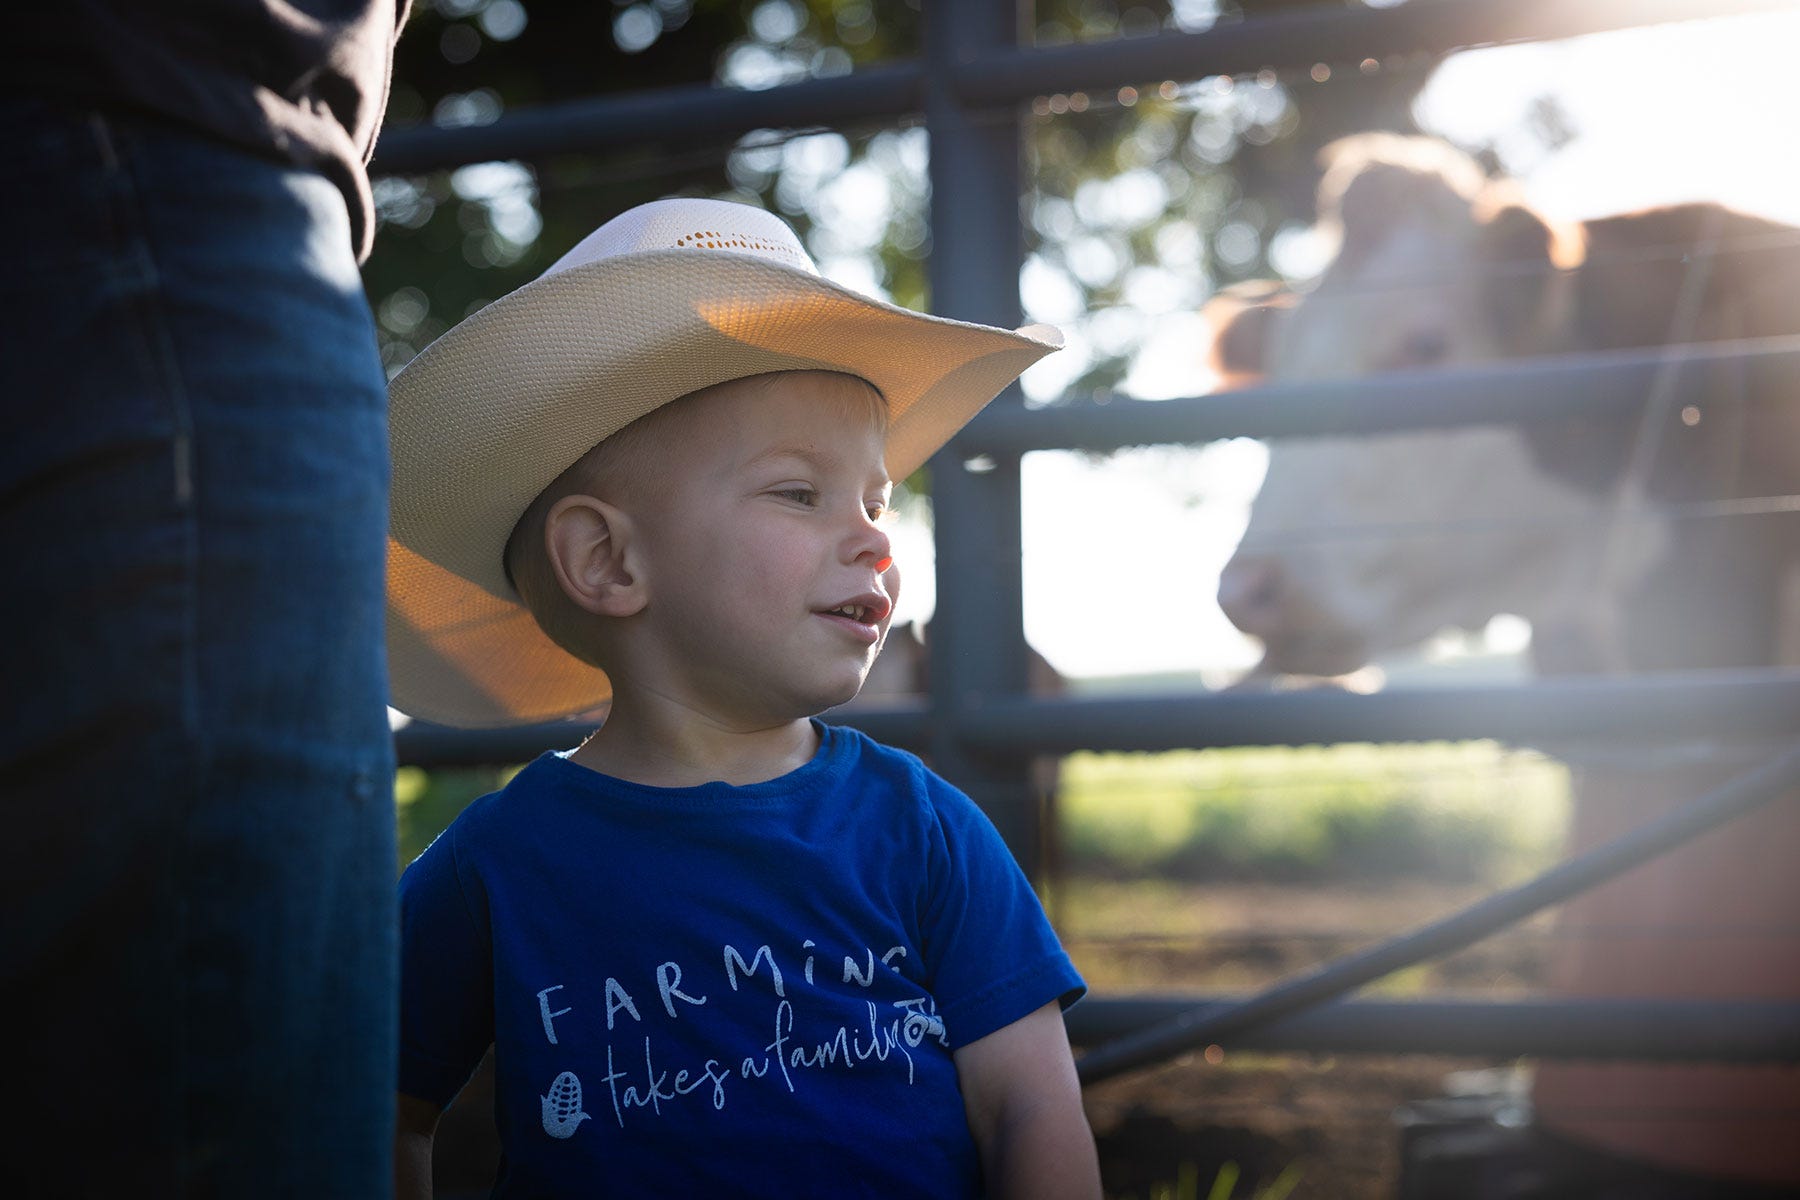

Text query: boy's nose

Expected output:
[846,513,892,568]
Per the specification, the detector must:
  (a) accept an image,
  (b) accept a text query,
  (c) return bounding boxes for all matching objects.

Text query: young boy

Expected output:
[389,197,1100,1198]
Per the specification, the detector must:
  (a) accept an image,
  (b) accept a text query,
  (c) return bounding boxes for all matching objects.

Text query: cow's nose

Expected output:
[1217,556,1285,635]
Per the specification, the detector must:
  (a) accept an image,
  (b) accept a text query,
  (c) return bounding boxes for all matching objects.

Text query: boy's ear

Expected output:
[543,495,646,618]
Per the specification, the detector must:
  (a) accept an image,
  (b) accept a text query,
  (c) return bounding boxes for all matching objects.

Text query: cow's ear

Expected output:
[1476,190,1584,353]
[1201,280,1292,388]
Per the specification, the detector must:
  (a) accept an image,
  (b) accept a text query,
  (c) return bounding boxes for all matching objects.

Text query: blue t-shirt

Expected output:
[398,722,1085,1198]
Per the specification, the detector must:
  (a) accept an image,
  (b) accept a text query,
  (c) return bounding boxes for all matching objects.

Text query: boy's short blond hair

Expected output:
[503,371,887,671]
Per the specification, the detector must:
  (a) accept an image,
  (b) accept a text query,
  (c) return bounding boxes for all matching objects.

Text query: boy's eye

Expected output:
[866,501,890,522]
[774,487,818,507]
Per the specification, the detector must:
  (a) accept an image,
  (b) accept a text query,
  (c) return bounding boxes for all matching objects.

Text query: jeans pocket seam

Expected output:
[95,113,204,750]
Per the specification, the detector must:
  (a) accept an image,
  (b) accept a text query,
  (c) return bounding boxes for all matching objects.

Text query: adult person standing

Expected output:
[3,2,409,1192]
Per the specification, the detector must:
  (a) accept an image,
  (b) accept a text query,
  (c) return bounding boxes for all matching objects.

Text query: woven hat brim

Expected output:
[387,249,1059,728]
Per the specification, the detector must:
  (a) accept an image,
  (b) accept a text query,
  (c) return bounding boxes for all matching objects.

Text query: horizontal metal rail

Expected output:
[1066,997,1800,1062]
[959,335,1800,453]
[372,63,922,175]
[953,0,1800,108]
[1074,744,1800,1084]
[371,0,1787,174]
[393,669,1800,767]
[392,705,924,768]
[945,670,1800,756]
[390,704,931,767]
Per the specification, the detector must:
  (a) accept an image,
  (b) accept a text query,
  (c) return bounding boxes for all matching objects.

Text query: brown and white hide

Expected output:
[1217,133,1800,680]
[1210,133,1800,1185]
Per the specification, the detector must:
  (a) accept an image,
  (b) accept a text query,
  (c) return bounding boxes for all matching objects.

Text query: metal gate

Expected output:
[379,0,1800,1080]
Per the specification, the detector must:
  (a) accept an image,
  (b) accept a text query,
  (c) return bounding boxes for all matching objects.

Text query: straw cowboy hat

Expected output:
[387,196,1061,728]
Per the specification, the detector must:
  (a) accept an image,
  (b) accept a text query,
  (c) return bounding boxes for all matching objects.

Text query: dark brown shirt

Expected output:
[17,0,410,261]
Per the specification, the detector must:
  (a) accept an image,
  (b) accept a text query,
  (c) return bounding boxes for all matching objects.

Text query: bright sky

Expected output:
[905,7,1800,682]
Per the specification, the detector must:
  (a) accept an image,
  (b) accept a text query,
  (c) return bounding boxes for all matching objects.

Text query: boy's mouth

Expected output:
[818,592,892,628]
[825,602,875,622]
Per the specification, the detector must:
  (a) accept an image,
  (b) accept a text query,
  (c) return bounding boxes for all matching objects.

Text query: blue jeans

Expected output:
[0,99,396,1195]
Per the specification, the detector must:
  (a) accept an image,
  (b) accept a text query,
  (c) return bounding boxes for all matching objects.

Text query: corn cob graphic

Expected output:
[541,1070,591,1139]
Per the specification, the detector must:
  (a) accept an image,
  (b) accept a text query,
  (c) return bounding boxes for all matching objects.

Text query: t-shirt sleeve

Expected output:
[916,769,1086,1049]
[397,824,495,1109]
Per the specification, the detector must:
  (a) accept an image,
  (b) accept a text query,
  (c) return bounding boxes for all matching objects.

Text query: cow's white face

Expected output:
[1217,138,1669,678]
[1221,429,1668,677]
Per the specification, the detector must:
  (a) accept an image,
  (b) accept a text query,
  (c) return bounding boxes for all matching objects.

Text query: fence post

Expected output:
[921,0,1045,881]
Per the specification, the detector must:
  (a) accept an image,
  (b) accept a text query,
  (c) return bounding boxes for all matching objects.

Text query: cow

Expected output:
[1215,133,1800,681]
[1207,133,1800,1191]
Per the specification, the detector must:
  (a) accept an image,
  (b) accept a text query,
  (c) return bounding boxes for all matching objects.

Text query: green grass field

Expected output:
[1059,740,1569,885]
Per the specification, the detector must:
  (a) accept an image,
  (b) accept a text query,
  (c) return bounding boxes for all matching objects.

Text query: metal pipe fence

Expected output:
[1067,998,1800,1062]
[379,0,1800,1077]
[1074,745,1800,1084]
[961,335,1800,453]
[372,0,1794,174]
[396,668,1800,765]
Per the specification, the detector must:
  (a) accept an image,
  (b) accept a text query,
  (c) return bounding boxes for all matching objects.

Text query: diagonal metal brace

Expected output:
[1077,745,1800,1086]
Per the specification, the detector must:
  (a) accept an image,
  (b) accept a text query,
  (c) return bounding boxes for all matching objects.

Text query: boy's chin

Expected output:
[813,673,877,717]
[818,681,868,714]
[735,674,867,726]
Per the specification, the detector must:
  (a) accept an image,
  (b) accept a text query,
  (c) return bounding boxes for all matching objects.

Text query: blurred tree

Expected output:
[369,0,1499,854]
[1019,2,1443,399]
[365,0,1446,394]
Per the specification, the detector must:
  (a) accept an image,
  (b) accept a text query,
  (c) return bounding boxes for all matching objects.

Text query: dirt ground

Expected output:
[1057,878,1554,1200]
